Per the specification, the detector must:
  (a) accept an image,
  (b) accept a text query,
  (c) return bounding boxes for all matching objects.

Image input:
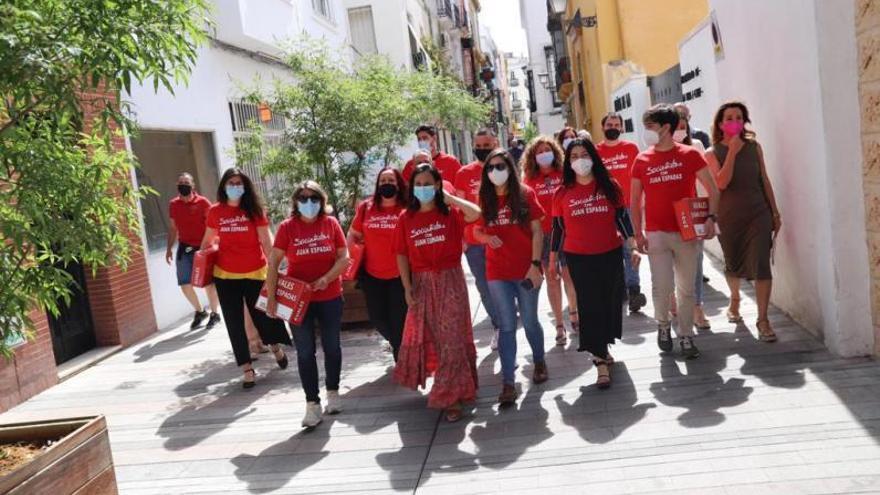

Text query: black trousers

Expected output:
[360,272,407,361]
[214,277,292,366]
[565,247,624,360]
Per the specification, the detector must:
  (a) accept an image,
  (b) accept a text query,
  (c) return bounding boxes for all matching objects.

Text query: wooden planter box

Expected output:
[0,416,117,494]
[342,280,370,326]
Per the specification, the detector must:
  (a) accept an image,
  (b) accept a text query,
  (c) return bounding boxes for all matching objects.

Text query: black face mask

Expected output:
[378,183,398,199]
[474,148,492,163]
[177,184,193,196]
[603,128,621,141]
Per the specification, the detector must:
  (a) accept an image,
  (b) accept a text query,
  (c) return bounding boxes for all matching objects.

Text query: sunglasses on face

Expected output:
[297,196,321,204]
[486,163,507,172]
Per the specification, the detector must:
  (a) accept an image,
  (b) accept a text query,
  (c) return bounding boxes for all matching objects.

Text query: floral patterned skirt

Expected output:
[393,266,478,409]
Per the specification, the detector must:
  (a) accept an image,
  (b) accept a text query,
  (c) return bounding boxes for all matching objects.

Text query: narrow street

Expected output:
[2,256,878,494]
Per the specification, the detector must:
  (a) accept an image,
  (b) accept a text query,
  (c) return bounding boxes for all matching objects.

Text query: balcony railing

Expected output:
[437,0,466,29]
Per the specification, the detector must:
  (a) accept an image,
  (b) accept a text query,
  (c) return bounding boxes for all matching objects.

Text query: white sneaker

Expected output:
[490,329,500,350]
[302,402,323,428]
[325,390,342,415]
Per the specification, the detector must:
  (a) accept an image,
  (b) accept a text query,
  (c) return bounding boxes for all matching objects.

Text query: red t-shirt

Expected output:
[394,208,467,273]
[351,199,405,279]
[273,215,346,302]
[631,143,707,232]
[479,187,545,281]
[596,140,640,207]
[552,181,623,255]
[169,194,212,246]
[402,152,463,182]
[523,169,563,234]
[206,203,269,273]
[454,161,484,245]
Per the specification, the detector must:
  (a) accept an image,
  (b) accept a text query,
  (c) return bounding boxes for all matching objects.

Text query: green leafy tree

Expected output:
[522,121,540,144]
[0,0,210,357]
[246,40,490,229]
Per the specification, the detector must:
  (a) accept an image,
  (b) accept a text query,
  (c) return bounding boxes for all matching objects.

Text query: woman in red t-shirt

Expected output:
[550,139,638,389]
[474,149,546,406]
[266,180,349,428]
[200,168,292,390]
[347,167,409,361]
[522,137,579,347]
[392,163,481,423]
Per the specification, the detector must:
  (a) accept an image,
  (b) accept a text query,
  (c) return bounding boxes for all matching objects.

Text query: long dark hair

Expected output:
[562,138,622,206]
[217,167,265,220]
[712,101,757,144]
[479,149,529,225]
[371,167,408,211]
[406,163,449,215]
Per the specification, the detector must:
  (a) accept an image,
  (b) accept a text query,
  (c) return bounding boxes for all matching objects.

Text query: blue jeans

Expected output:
[488,280,545,384]
[465,244,501,329]
[291,297,343,403]
[622,231,640,291]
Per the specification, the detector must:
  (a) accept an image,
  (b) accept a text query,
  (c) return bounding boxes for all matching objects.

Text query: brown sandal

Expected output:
[445,403,463,422]
[756,319,777,342]
[555,324,567,346]
[727,297,744,323]
[594,360,611,389]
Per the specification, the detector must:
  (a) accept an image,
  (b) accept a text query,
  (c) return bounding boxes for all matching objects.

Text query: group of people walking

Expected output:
[166,100,782,427]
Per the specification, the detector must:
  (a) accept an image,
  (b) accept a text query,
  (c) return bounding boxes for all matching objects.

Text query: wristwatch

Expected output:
[531,260,542,267]
[706,213,717,221]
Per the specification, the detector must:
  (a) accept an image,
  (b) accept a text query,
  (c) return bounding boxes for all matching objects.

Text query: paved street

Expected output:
[2,255,879,494]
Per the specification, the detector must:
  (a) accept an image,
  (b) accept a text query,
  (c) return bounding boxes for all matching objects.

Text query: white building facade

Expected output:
[126,0,351,329]
[519,0,565,135]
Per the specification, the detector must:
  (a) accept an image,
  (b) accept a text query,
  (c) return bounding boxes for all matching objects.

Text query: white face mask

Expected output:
[673,129,688,143]
[536,151,555,168]
[571,158,593,177]
[488,168,509,186]
[643,129,660,147]
[562,138,574,150]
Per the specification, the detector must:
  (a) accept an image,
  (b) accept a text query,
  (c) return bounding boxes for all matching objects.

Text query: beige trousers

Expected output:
[646,231,700,337]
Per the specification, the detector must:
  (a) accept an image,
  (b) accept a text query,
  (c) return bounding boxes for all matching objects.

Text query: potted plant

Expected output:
[0,416,117,494]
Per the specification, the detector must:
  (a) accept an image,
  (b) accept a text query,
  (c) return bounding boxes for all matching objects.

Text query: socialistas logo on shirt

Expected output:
[567,192,610,217]
[410,221,446,247]
[218,214,252,233]
[645,159,685,185]
[534,176,562,197]
[365,213,399,230]
[604,152,631,171]
[487,206,516,227]
[293,232,333,255]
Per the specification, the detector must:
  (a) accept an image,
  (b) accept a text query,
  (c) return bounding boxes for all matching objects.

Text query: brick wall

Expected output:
[857,0,880,355]
[0,311,58,412]
[2,85,158,411]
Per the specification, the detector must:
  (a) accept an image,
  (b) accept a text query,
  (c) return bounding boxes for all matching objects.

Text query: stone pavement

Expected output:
[2,256,880,494]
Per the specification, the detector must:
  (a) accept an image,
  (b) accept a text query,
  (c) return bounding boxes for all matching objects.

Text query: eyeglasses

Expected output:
[486,163,507,172]
[297,196,321,204]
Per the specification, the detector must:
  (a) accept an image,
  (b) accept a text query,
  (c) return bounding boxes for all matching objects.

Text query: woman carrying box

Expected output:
[347,167,409,362]
[267,180,349,428]
[393,163,482,423]
[200,168,292,390]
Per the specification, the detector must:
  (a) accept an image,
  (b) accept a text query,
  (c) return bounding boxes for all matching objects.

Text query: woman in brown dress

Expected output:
[705,101,782,342]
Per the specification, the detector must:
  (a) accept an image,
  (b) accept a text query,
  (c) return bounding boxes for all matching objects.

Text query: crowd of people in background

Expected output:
[166,100,781,427]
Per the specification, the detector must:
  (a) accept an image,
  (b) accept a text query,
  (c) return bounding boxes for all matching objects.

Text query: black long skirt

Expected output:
[565,246,624,359]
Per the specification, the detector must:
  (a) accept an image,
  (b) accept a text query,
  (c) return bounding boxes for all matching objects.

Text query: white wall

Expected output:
[706,0,872,356]
[609,74,651,149]
[677,18,721,137]
[126,0,349,329]
[519,0,564,135]
[344,0,410,69]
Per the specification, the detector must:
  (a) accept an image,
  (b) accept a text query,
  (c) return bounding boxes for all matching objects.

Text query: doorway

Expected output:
[48,261,97,364]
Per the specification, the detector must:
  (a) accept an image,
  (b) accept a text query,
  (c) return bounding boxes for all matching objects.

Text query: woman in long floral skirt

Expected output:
[393,163,482,422]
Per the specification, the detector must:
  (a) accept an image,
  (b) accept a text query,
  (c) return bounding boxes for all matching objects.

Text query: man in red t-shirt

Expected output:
[166,172,221,329]
[596,112,647,313]
[453,128,502,348]
[401,124,463,182]
[631,104,719,360]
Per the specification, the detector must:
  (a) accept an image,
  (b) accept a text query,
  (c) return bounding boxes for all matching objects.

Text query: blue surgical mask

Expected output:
[417,139,431,151]
[298,200,321,219]
[413,185,436,204]
[225,184,245,201]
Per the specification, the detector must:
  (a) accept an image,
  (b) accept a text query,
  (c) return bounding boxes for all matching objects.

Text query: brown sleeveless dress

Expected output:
[713,141,773,280]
